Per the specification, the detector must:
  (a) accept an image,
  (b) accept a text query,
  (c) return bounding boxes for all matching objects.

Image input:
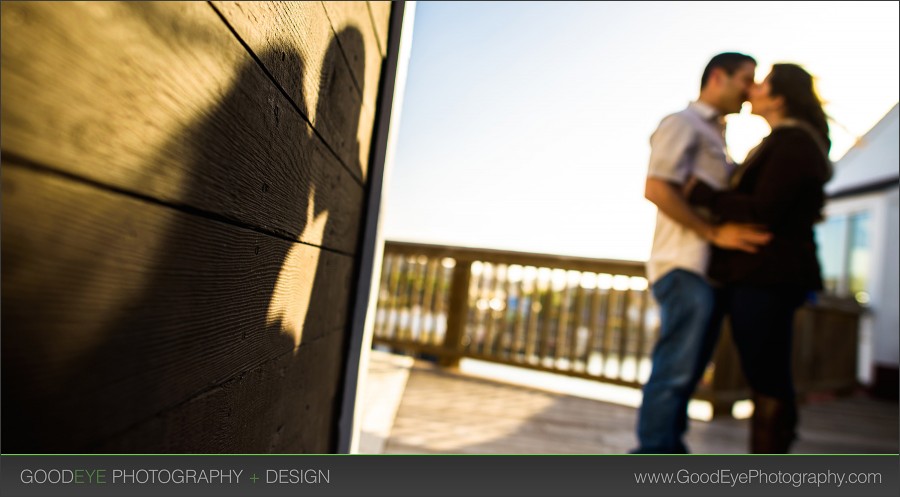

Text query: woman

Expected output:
[687,63,832,453]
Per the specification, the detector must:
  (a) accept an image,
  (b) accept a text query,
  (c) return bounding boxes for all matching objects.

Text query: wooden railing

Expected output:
[373,241,863,415]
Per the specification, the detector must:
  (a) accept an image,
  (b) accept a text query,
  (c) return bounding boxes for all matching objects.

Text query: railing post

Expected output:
[441,259,472,368]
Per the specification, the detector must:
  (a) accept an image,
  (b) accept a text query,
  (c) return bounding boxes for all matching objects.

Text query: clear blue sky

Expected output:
[383,1,900,261]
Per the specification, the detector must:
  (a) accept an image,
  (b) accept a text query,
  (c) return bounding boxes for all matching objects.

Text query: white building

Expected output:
[819,103,899,397]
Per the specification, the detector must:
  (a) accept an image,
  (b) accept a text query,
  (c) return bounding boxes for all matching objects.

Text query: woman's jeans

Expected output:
[634,269,717,453]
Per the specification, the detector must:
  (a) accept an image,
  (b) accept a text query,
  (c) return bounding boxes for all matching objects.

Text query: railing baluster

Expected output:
[431,259,451,346]
[510,267,527,362]
[419,258,438,344]
[393,256,410,341]
[570,281,586,368]
[600,287,616,379]
[524,272,539,363]
[412,256,424,343]
[616,289,632,381]
[633,287,649,382]
[554,277,572,367]
[483,264,504,357]
[386,255,404,340]
[584,281,601,375]
[537,271,553,366]
[466,261,485,354]
[374,253,393,339]
[495,265,515,358]
[401,256,420,341]
[474,262,491,354]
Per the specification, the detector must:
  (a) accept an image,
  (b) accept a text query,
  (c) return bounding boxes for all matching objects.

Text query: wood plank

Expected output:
[0,1,363,254]
[322,1,385,111]
[97,332,346,453]
[213,1,376,181]
[384,363,899,454]
[1,164,354,451]
[367,2,392,56]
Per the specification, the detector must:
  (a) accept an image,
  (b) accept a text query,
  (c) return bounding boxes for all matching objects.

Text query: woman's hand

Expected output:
[682,175,699,198]
[683,175,717,207]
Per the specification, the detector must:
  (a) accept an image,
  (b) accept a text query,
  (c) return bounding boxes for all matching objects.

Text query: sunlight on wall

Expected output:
[267,187,330,348]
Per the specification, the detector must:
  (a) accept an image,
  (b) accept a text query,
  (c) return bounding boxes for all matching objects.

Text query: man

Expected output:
[633,52,770,454]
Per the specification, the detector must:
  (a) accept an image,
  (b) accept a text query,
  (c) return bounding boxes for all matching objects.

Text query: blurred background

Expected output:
[363,1,899,454]
[384,1,898,261]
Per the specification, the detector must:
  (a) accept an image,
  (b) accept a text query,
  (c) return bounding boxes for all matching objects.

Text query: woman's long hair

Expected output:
[769,63,831,152]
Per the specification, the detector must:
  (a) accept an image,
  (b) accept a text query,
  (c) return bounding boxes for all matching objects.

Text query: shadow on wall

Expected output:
[2,26,369,453]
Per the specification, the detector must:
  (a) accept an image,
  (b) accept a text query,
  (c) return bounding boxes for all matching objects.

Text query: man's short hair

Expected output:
[701,52,756,90]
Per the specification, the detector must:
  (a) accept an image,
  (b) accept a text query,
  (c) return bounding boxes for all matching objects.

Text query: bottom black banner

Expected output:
[1,455,897,497]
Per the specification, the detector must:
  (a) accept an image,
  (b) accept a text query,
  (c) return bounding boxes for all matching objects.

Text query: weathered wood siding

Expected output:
[1,1,392,453]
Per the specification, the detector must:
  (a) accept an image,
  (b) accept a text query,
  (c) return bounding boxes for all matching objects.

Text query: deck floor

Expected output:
[380,361,899,454]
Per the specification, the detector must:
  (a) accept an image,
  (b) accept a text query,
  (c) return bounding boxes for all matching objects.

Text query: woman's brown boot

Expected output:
[750,392,797,453]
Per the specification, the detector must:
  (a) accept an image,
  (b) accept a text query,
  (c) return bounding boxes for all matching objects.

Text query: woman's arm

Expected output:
[688,131,826,225]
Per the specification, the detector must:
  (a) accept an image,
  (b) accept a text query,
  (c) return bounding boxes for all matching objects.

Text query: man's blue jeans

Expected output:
[633,269,717,453]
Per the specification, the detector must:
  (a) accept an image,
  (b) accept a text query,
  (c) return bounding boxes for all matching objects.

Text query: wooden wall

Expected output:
[1,1,392,453]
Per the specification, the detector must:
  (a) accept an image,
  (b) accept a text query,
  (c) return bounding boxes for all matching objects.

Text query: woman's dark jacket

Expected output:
[689,125,831,289]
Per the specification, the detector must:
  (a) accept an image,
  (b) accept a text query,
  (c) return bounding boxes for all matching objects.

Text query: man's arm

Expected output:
[645,177,771,253]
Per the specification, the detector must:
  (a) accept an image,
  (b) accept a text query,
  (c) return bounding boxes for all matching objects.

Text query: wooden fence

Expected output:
[372,241,863,415]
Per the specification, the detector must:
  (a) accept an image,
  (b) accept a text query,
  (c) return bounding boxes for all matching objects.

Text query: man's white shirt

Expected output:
[645,101,737,284]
